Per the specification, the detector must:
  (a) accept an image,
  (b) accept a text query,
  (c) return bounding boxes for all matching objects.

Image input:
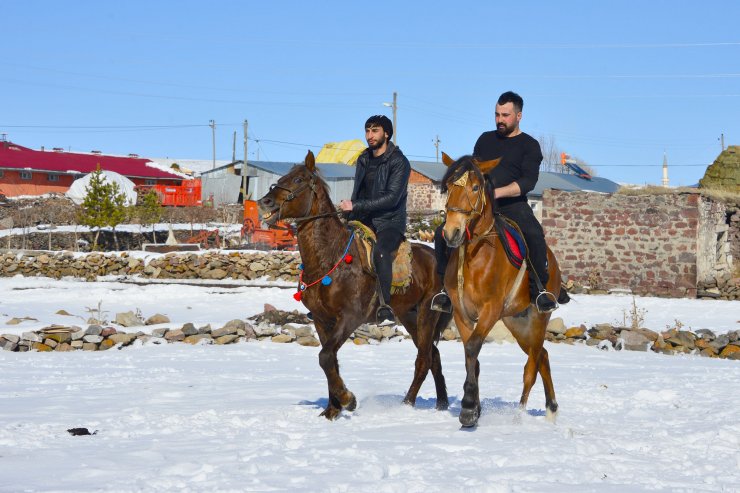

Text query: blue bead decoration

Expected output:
[298,263,304,270]
[321,276,332,286]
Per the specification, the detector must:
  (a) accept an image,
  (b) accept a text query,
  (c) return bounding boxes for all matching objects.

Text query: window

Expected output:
[20,171,32,180]
[0,170,4,178]
[47,173,60,182]
[145,179,156,186]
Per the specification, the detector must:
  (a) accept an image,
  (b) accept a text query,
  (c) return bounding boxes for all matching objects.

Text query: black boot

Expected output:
[431,290,452,313]
[535,291,557,314]
[376,305,396,326]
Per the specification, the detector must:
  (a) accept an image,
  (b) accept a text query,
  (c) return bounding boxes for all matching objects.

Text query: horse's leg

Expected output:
[505,310,554,419]
[538,346,558,422]
[459,330,484,427]
[316,319,357,420]
[430,343,449,410]
[398,309,432,408]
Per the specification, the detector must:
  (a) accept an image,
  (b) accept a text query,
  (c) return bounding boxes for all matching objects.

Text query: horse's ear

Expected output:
[305,150,316,172]
[476,157,501,174]
[441,152,455,167]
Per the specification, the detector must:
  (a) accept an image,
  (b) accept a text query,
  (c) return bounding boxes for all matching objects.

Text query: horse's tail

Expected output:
[433,310,453,345]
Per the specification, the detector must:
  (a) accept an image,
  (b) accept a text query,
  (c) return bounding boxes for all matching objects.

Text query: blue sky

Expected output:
[2,0,738,186]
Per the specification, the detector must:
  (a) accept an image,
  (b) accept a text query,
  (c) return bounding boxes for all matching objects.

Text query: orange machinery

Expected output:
[241,200,297,250]
[136,179,202,206]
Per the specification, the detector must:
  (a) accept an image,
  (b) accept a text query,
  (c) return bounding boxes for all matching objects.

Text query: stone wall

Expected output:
[542,190,736,298]
[0,250,301,282]
[408,182,446,213]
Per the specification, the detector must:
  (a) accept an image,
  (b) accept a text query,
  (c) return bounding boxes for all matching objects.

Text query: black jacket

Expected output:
[350,141,410,233]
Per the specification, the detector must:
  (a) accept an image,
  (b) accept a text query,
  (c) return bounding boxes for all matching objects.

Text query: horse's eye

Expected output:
[293,177,302,184]
[472,185,479,192]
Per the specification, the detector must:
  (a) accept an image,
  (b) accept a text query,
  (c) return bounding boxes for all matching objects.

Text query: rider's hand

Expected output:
[339,200,353,212]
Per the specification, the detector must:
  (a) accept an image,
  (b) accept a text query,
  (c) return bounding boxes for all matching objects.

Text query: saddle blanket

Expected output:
[494,214,527,269]
[348,221,413,293]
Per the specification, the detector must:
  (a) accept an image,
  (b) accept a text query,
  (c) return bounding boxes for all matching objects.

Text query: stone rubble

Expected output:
[2,307,738,361]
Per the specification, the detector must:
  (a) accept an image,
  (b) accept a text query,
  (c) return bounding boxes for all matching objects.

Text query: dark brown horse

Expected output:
[258,151,452,420]
[440,153,566,427]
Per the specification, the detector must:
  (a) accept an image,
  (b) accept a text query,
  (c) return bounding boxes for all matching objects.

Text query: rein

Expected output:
[269,173,343,225]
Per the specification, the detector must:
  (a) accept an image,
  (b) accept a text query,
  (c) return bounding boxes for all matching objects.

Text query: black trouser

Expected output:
[374,228,404,305]
[433,202,549,299]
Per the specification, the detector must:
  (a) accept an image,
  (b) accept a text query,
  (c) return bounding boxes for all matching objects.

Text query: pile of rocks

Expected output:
[0,250,301,282]
[697,272,740,300]
[546,320,740,360]
[0,306,411,353]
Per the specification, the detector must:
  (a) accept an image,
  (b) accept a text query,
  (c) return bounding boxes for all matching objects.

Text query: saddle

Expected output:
[348,221,413,294]
[493,213,527,269]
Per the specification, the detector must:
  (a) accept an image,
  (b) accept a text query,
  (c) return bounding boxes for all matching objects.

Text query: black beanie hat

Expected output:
[365,115,393,140]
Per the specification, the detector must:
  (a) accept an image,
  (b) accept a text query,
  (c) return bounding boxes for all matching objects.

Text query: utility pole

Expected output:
[242,120,249,202]
[232,131,237,162]
[720,133,725,151]
[392,91,397,146]
[209,119,216,169]
[433,135,441,162]
[383,91,398,145]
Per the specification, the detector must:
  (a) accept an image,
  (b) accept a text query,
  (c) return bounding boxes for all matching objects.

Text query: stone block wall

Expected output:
[407,183,446,213]
[543,190,717,298]
[0,250,301,283]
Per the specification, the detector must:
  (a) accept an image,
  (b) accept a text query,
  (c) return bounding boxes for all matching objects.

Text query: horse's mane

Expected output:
[441,155,491,197]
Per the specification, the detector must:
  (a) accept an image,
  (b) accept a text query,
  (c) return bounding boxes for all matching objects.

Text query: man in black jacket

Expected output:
[339,115,410,325]
[432,91,557,314]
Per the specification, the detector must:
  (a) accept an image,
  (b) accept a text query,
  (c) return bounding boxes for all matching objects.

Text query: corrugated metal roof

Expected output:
[205,160,356,179]
[202,158,619,194]
[532,173,619,196]
[0,141,185,180]
[409,160,448,182]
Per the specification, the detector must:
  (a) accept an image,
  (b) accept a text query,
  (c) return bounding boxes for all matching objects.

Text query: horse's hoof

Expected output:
[319,407,341,421]
[545,408,558,424]
[344,393,357,412]
[459,408,479,428]
[402,397,414,406]
[436,399,449,411]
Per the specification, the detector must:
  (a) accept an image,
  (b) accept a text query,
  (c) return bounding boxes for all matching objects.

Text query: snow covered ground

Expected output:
[1,276,739,492]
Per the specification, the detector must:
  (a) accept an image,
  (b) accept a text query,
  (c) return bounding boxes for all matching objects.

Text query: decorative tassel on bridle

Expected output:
[293,231,355,302]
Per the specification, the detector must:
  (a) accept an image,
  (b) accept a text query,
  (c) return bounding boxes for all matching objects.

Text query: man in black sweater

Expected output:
[432,91,557,314]
[339,115,411,325]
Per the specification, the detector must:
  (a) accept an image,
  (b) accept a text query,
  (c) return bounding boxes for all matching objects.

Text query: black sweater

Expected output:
[473,131,543,208]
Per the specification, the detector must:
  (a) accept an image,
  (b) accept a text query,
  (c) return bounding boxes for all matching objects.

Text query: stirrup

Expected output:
[430,290,452,313]
[535,291,558,314]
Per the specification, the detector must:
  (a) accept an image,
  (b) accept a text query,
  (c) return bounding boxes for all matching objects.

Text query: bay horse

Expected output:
[258,151,452,420]
[440,153,567,427]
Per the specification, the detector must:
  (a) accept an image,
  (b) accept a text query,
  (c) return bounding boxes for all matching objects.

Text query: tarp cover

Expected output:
[66,170,138,205]
[315,139,366,165]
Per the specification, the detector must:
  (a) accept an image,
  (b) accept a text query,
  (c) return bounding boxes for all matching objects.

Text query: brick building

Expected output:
[0,139,187,197]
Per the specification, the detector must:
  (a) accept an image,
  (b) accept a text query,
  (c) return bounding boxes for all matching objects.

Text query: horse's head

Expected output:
[440,152,501,248]
[258,150,321,225]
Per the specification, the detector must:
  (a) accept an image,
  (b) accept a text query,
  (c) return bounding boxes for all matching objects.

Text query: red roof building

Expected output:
[0,140,187,197]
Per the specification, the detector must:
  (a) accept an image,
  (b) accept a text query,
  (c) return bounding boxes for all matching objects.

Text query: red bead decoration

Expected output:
[344,254,353,264]
[293,291,302,302]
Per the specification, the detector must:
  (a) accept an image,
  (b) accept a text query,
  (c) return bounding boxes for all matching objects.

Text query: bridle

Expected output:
[268,170,343,225]
[444,170,490,241]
